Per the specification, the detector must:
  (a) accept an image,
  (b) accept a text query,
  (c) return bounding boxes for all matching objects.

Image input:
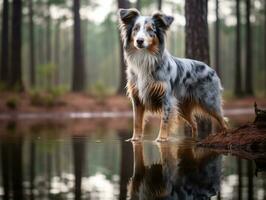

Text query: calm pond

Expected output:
[0,114,265,200]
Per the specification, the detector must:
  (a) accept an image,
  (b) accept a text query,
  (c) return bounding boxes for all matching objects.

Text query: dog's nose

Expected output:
[137,38,144,45]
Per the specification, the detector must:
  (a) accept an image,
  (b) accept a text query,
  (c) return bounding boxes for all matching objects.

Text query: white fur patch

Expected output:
[126,50,158,75]
[134,16,150,49]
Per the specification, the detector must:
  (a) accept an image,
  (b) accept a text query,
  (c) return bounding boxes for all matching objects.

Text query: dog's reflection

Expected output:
[127,141,221,200]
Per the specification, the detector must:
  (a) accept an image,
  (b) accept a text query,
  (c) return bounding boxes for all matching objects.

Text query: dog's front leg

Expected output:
[156,97,173,142]
[130,98,145,141]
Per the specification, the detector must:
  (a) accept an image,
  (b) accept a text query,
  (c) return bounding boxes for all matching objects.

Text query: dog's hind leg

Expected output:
[207,109,228,131]
[182,114,198,138]
[197,82,228,132]
[199,102,228,132]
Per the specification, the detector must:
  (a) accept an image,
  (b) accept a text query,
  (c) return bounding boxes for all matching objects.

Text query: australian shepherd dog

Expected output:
[118,9,227,142]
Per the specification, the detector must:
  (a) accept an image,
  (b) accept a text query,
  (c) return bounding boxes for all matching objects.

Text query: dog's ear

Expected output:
[118,8,140,25]
[152,12,174,30]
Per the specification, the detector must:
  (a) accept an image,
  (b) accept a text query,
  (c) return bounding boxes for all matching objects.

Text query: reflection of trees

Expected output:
[118,131,133,200]
[47,151,52,199]
[1,137,11,200]
[263,174,266,200]
[247,160,254,200]
[128,141,221,199]
[0,122,24,199]
[30,136,36,200]
[238,158,242,200]
[11,136,24,199]
[0,122,76,199]
[72,136,86,200]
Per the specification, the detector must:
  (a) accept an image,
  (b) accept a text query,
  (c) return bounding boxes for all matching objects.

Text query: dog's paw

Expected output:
[126,136,143,142]
[155,137,169,143]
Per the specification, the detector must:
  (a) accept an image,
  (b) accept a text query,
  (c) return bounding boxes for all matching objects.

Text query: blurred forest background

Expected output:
[0,1,266,199]
[0,0,266,101]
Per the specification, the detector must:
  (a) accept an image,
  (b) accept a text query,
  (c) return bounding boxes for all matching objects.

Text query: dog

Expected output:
[118,8,227,142]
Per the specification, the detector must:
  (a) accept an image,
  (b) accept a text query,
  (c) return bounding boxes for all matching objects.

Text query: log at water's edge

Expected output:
[197,103,266,151]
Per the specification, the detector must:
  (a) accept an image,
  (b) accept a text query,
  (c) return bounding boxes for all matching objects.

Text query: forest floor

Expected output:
[0,92,266,113]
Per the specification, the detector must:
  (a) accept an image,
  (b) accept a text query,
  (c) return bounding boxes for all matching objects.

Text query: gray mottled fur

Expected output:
[126,49,224,114]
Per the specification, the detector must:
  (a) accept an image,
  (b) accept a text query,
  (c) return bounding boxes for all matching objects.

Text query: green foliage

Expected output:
[48,85,68,98]
[38,63,55,77]
[29,86,67,107]
[89,81,114,102]
[37,63,56,90]
[0,81,24,92]
[140,0,155,10]
[49,0,65,5]
[30,91,54,107]
[0,82,7,92]
[6,96,19,110]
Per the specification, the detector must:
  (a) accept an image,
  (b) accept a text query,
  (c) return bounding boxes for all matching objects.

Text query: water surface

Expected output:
[0,115,265,200]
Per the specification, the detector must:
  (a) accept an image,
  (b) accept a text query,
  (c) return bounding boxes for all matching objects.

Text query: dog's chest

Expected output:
[129,76,166,112]
[126,54,167,111]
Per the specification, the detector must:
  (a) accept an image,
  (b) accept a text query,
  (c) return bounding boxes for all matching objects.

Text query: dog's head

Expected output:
[118,9,174,53]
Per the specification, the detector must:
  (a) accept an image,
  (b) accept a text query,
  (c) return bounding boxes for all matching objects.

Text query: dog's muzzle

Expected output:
[136,38,145,49]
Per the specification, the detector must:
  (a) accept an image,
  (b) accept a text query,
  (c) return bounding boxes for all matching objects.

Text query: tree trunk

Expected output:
[158,0,162,10]
[72,0,85,91]
[29,0,36,87]
[38,26,44,66]
[54,19,61,85]
[117,0,130,95]
[38,25,45,88]
[10,0,23,90]
[0,0,9,85]
[185,0,210,64]
[136,0,141,11]
[235,0,243,96]
[185,0,211,134]
[46,0,51,64]
[215,0,220,77]
[245,0,253,95]
[264,0,266,96]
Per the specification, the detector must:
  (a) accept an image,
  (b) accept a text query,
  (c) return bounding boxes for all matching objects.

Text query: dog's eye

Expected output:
[146,27,154,32]
[133,26,139,31]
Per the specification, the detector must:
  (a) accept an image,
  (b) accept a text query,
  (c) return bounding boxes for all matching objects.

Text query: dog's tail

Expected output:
[219,81,224,91]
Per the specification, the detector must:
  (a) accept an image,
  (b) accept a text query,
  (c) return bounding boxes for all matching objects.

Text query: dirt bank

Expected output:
[1,92,266,113]
[198,104,266,156]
